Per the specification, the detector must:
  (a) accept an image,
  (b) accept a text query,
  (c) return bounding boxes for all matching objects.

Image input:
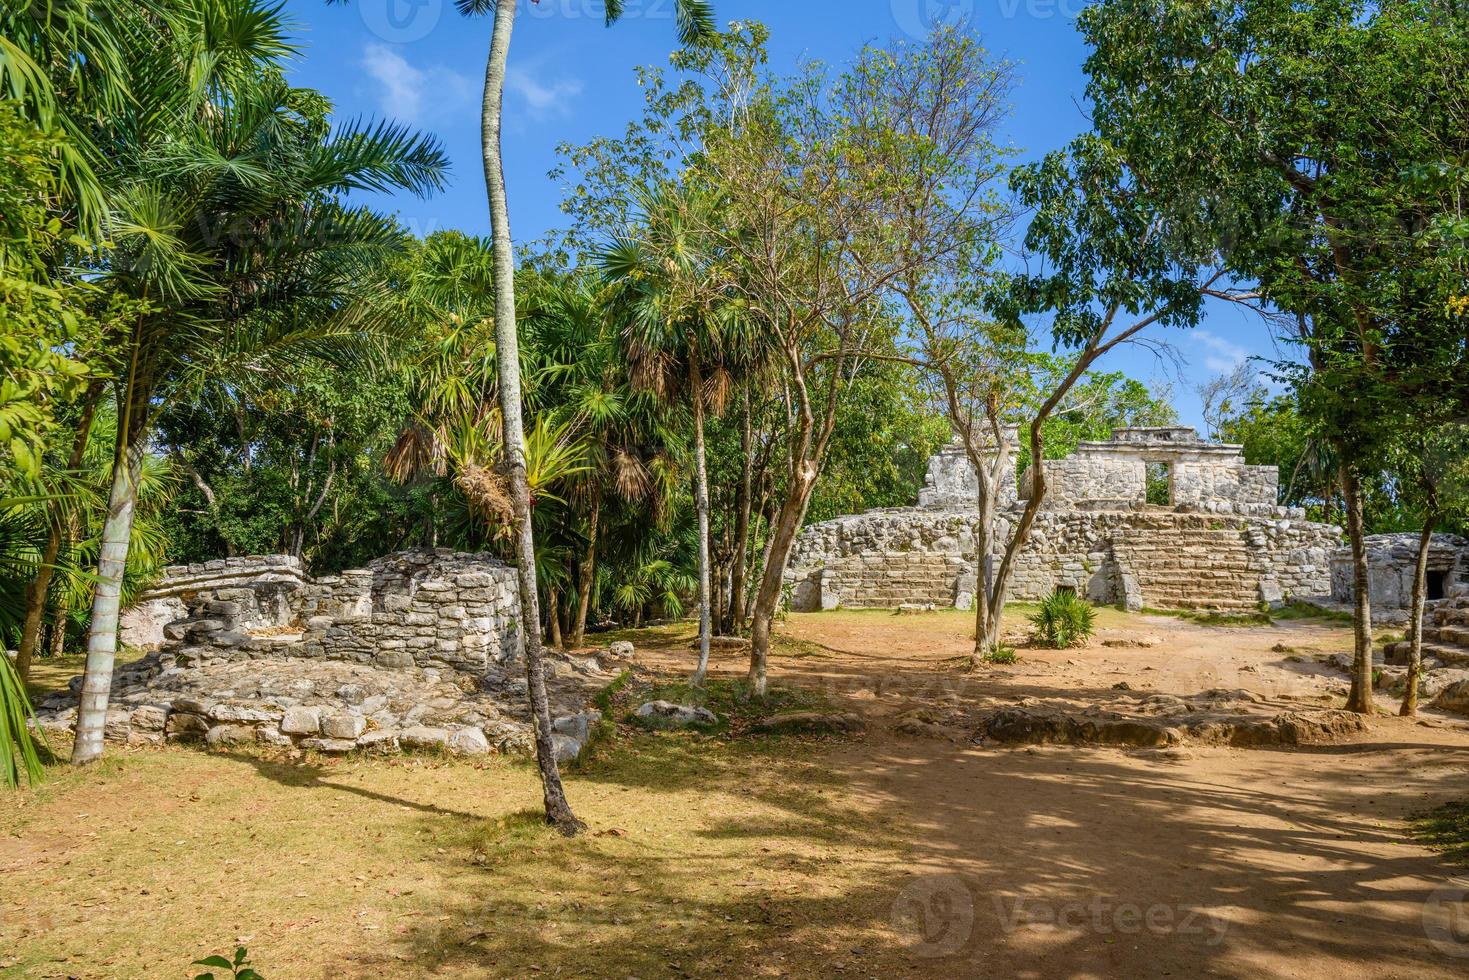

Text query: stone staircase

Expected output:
[1111,526,1264,612]
[1386,596,1469,667]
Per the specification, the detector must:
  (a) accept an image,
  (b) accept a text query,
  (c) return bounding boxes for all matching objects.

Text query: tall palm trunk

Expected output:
[1399,516,1437,716]
[1339,463,1375,714]
[71,434,144,764]
[690,354,713,686]
[16,383,102,681]
[569,485,600,647]
[480,0,580,835]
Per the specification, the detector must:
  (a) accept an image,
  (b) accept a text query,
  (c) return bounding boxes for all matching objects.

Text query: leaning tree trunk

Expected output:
[16,384,102,681]
[1400,517,1437,717]
[747,469,815,696]
[569,485,600,648]
[71,436,145,764]
[690,355,713,686]
[480,0,581,835]
[1339,464,1376,714]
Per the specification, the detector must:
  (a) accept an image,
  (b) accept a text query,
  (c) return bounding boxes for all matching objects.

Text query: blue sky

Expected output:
[282,0,1289,430]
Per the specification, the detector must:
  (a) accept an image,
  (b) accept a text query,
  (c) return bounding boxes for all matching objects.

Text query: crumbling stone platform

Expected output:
[973,690,1369,748]
[38,549,615,759]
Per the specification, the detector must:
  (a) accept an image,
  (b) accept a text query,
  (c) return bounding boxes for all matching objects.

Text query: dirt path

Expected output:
[636,610,1469,978]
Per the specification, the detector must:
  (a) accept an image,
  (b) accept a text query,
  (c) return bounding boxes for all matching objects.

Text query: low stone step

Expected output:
[1385,641,1469,667]
[1425,625,1469,647]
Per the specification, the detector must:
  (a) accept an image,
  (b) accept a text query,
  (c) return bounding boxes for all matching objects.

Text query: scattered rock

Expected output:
[550,733,582,763]
[446,726,490,757]
[608,640,636,660]
[553,710,603,743]
[1434,680,1469,716]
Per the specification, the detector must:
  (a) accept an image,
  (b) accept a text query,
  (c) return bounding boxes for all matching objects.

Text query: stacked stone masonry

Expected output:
[789,427,1342,612]
[123,549,524,670]
[38,550,615,759]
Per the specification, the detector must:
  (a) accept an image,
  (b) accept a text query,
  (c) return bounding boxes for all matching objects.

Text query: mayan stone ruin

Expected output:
[787,426,1343,614]
[36,549,611,758]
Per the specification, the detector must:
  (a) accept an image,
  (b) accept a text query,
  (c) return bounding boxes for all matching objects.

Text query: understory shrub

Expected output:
[1029,591,1096,649]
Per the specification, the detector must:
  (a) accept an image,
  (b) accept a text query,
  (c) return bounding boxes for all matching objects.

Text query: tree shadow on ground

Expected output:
[370,702,1469,978]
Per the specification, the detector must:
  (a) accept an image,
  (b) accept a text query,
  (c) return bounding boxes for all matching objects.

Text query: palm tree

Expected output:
[600,182,756,686]
[69,1,449,764]
[517,273,686,648]
[451,0,715,834]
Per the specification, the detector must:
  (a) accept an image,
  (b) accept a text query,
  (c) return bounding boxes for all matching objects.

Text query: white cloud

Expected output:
[506,65,583,119]
[360,43,471,125]
[1192,329,1251,374]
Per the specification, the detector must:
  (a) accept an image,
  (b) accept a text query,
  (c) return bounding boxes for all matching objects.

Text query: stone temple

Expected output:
[787,426,1343,613]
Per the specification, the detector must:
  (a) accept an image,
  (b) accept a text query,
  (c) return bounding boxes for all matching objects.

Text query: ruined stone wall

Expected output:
[132,549,522,672]
[1032,454,1147,508]
[787,509,1340,612]
[121,555,308,648]
[1329,533,1469,609]
[917,435,1019,511]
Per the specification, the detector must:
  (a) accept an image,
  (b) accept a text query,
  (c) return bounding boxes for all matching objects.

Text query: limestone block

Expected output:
[280,705,321,735]
[205,724,257,747]
[321,712,366,739]
[301,737,356,754]
[447,726,490,756]
[400,725,450,750]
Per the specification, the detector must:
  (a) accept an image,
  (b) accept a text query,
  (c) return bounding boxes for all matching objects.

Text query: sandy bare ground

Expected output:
[3,609,1467,978]
[636,609,1469,978]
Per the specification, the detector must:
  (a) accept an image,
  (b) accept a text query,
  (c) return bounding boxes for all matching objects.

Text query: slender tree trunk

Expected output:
[725,385,754,635]
[547,586,563,649]
[1400,516,1437,717]
[16,384,102,681]
[71,436,144,765]
[47,591,70,659]
[690,356,713,686]
[744,507,771,626]
[1339,464,1375,714]
[747,471,814,696]
[569,485,600,648]
[480,0,581,835]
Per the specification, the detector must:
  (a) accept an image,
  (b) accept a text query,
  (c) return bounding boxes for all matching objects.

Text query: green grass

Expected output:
[1412,800,1469,865]
[1273,601,1355,624]
[1141,607,1274,627]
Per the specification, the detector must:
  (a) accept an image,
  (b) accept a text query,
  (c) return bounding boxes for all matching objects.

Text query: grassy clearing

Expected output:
[22,648,150,701]
[1413,800,1469,866]
[1140,606,1275,627]
[0,688,910,978]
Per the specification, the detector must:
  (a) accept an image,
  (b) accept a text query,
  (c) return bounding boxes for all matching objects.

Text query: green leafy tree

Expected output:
[1076,0,1469,712]
[68,0,448,764]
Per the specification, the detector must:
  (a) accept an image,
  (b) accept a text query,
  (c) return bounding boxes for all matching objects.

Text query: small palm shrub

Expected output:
[1029,590,1096,649]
